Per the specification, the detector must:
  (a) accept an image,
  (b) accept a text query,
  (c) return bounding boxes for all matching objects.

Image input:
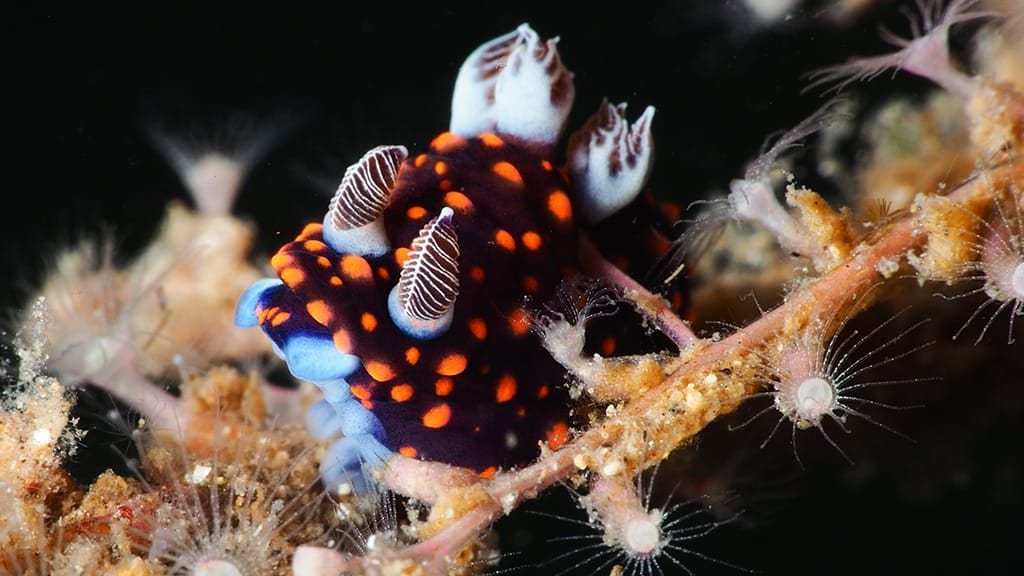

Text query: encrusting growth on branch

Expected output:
[345,158,1022,573]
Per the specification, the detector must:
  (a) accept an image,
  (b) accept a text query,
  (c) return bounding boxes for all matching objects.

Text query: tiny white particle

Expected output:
[187,464,213,484]
[31,428,52,446]
[500,492,517,513]
[601,458,623,477]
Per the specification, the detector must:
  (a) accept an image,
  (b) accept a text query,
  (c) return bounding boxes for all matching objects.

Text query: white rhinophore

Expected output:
[568,100,655,223]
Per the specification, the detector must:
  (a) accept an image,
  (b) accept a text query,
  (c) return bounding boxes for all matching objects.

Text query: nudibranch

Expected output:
[236,24,681,489]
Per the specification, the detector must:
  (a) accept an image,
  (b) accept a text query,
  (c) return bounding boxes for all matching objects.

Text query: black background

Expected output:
[6,1,1021,575]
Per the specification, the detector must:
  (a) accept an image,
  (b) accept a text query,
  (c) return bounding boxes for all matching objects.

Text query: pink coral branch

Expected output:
[89,353,185,434]
[578,234,700,351]
[365,159,1022,574]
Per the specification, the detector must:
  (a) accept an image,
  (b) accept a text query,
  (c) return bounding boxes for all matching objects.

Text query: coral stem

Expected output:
[90,358,184,434]
[578,234,700,350]
[371,159,1023,573]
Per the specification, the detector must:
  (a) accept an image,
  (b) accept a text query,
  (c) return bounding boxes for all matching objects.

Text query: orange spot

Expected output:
[434,161,448,175]
[468,318,487,340]
[496,374,517,403]
[430,131,466,153]
[269,311,291,327]
[494,229,515,251]
[364,360,396,382]
[422,403,452,429]
[361,399,374,410]
[329,275,343,287]
[341,255,372,280]
[601,336,617,357]
[256,305,271,325]
[407,206,427,220]
[306,300,333,325]
[398,446,418,458]
[296,222,323,240]
[470,266,485,283]
[521,231,542,250]
[405,347,421,365]
[270,251,290,271]
[414,154,428,168]
[316,256,332,268]
[507,308,530,337]
[376,267,390,281]
[537,385,550,399]
[435,377,454,396]
[546,422,570,451]
[280,267,305,288]
[521,276,539,293]
[547,190,573,223]
[437,354,467,376]
[439,179,453,191]
[516,407,526,417]
[540,159,553,171]
[333,329,352,353]
[480,133,504,148]
[479,466,497,479]
[303,239,327,252]
[360,312,378,332]
[444,191,473,212]
[390,384,414,402]
[395,247,411,267]
[492,161,523,185]
[351,385,372,401]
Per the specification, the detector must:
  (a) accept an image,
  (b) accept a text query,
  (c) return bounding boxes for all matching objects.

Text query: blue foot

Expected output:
[319,434,393,494]
[234,278,283,327]
[283,335,360,382]
[305,384,391,493]
[305,398,343,440]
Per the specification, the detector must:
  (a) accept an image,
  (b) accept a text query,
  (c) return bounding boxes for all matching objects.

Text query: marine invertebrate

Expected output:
[804,0,995,97]
[914,173,1023,343]
[27,124,273,435]
[731,294,937,465]
[805,0,1023,160]
[235,23,685,490]
[533,467,745,576]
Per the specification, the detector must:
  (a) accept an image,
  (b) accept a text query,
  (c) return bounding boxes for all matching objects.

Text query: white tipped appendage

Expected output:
[580,475,666,563]
[194,559,243,576]
[1013,263,1024,301]
[803,0,993,98]
[323,145,408,257]
[450,23,575,149]
[568,100,655,224]
[388,207,459,339]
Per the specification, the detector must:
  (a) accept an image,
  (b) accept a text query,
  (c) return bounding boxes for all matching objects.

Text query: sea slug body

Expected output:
[236,23,682,488]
